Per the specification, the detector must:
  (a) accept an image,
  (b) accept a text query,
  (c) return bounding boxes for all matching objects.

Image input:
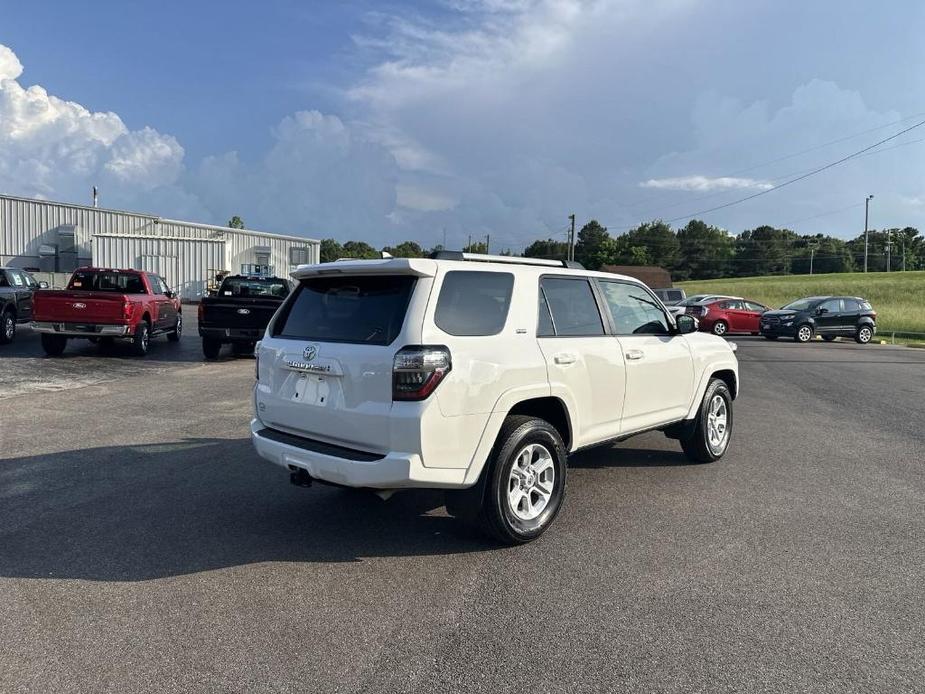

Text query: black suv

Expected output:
[760,296,877,344]
[0,267,46,344]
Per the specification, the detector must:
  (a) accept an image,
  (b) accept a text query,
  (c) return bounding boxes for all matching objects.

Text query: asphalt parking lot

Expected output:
[2,322,924,693]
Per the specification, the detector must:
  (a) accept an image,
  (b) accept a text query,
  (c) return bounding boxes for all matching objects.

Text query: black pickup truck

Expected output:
[198,275,291,359]
[1,267,47,344]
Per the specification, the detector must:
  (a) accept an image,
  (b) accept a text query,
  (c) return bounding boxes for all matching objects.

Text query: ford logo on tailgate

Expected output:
[72,303,86,309]
[236,308,251,315]
[303,344,318,361]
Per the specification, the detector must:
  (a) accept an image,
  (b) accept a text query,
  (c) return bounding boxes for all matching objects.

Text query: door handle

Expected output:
[625,349,645,361]
[554,353,577,365]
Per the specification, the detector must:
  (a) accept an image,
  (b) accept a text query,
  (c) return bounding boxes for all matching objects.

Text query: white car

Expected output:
[667,294,742,317]
[251,252,739,543]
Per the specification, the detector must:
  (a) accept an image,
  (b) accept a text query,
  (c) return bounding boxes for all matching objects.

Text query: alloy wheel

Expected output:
[3,315,13,340]
[798,326,812,342]
[507,443,556,522]
[858,327,872,343]
[706,394,729,454]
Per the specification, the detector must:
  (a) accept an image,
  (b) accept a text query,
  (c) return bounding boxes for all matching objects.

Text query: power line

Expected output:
[621,117,925,228]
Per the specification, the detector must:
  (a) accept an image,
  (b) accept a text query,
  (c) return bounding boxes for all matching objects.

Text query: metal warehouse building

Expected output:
[0,193,320,300]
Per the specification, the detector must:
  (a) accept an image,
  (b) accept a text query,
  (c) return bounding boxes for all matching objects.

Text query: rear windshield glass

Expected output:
[220,277,290,298]
[68,271,145,293]
[273,275,415,345]
[434,271,514,336]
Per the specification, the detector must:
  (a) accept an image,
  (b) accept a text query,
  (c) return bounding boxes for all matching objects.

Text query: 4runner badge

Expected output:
[303,345,318,361]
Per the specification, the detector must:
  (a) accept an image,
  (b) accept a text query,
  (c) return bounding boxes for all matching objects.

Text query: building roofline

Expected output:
[0,191,319,245]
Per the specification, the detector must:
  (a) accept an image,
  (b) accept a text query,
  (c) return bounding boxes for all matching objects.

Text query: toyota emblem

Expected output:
[303,345,318,361]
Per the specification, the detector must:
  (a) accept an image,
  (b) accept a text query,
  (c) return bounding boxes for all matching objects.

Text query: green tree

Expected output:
[342,241,380,259]
[675,219,734,280]
[574,220,611,270]
[790,234,854,275]
[227,215,245,229]
[524,238,569,261]
[463,241,488,253]
[620,220,680,269]
[319,238,344,263]
[384,241,425,258]
[734,226,799,276]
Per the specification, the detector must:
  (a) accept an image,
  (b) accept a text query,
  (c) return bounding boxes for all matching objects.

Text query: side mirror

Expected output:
[38,281,49,289]
[676,314,698,334]
[164,290,174,299]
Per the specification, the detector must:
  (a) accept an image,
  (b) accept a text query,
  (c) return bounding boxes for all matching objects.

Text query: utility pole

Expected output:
[467,234,472,252]
[568,214,576,262]
[809,246,815,275]
[863,194,874,272]
[885,228,892,272]
[485,234,490,254]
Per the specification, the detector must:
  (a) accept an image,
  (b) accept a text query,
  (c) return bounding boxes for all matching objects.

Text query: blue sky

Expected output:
[1,0,923,249]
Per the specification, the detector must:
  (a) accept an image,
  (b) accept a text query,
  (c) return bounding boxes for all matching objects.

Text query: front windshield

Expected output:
[781,298,819,311]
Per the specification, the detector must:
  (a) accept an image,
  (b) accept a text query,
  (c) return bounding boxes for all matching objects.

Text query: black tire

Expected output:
[680,378,734,464]
[231,341,255,356]
[794,324,813,343]
[712,320,729,337]
[167,313,182,342]
[763,335,778,341]
[0,309,15,344]
[822,335,837,342]
[449,415,568,545]
[41,333,67,356]
[202,338,222,360]
[131,321,150,357]
[855,324,874,344]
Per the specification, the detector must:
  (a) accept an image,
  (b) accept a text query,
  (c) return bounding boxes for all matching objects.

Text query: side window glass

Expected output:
[10,271,25,287]
[843,299,860,311]
[818,299,840,313]
[159,276,172,294]
[434,271,514,336]
[599,281,670,335]
[745,301,766,312]
[539,278,604,336]
[0,272,8,288]
[537,289,555,337]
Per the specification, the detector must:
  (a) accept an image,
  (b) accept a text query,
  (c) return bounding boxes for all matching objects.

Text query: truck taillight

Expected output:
[392,346,451,401]
[122,301,133,320]
[255,342,261,382]
[198,302,204,322]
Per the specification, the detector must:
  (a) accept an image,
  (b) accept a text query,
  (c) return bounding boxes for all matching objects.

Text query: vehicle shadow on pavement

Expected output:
[0,438,491,582]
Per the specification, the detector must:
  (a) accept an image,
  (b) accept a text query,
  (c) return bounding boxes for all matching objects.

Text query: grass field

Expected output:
[677,271,925,335]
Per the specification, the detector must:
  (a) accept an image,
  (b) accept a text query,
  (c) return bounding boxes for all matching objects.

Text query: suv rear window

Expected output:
[434,271,514,336]
[220,277,290,298]
[68,271,145,293]
[273,275,415,345]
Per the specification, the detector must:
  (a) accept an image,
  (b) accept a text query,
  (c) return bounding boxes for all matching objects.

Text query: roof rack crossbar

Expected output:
[429,250,584,269]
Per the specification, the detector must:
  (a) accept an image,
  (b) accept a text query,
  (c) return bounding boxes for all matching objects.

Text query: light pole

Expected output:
[863,195,874,272]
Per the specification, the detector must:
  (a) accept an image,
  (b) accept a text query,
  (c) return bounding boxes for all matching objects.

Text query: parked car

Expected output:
[759,296,877,344]
[31,267,182,356]
[652,287,686,305]
[198,274,291,359]
[251,252,739,544]
[0,267,47,344]
[686,297,769,336]
[666,294,740,318]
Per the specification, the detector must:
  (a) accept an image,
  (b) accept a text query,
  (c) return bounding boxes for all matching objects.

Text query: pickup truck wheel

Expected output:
[680,378,733,464]
[40,333,67,356]
[0,310,15,344]
[131,322,150,356]
[167,313,182,342]
[472,415,567,545]
[202,338,222,360]
[855,325,873,344]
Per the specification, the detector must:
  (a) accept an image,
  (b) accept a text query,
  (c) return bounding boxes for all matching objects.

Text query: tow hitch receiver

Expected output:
[289,467,313,488]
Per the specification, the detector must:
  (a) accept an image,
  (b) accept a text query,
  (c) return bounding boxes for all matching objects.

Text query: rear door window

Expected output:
[434,271,514,336]
[539,278,605,336]
[273,275,415,345]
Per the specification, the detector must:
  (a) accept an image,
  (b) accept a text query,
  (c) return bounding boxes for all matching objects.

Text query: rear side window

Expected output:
[539,278,605,336]
[434,271,514,336]
[273,275,415,345]
[843,299,860,311]
[860,300,873,311]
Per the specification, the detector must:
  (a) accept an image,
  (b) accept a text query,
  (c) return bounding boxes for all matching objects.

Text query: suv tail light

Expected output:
[393,346,451,401]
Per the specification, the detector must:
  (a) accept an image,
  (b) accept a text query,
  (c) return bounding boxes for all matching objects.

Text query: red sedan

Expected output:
[686,298,769,336]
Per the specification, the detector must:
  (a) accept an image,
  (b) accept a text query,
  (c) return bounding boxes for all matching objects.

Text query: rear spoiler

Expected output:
[290,258,437,280]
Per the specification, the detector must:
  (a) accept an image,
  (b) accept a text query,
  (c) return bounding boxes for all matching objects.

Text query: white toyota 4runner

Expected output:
[252,252,738,544]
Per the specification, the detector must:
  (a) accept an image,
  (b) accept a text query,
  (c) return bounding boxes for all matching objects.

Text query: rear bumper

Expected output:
[250,419,467,490]
[199,326,264,342]
[31,321,131,337]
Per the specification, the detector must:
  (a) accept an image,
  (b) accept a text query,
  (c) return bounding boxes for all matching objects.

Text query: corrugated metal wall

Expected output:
[93,234,226,301]
[1,194,321,296]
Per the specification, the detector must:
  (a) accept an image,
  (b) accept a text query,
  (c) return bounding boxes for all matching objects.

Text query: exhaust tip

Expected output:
[288,467,313,488]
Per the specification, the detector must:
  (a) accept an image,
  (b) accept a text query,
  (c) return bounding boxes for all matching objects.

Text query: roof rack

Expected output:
[429,250,584,269]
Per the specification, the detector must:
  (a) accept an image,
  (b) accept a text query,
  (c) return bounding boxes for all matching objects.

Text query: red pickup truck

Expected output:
[31,267,183,356]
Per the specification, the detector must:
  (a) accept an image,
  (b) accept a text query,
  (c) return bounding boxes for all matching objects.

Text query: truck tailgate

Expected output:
[201,298,282,330]
[33,291,127,323]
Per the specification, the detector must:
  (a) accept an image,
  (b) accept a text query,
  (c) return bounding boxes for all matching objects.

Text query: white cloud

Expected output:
[640,176,773,192]
[0,43,183,202]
